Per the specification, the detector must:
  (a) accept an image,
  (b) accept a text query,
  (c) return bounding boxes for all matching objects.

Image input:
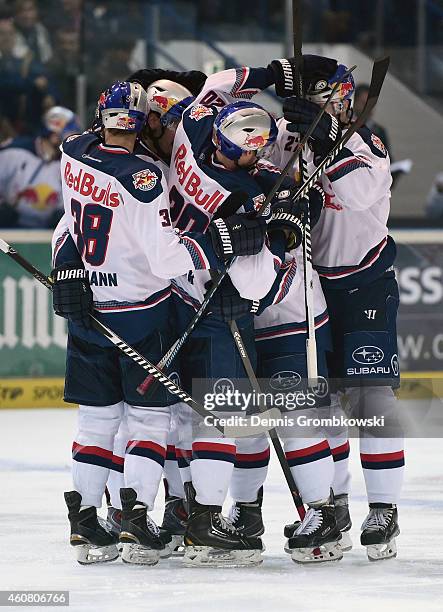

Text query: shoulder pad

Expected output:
[356,126,388,158]
[61,132,100,158]
[116,158,164,204]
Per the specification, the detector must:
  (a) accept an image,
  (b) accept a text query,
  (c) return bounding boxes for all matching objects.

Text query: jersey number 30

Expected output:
[71,199,113,266]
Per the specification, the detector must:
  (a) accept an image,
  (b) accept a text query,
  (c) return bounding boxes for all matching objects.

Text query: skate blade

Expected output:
[183,546,263,568]
[164,535,185,558]
[290,541,343,564]
[121,543,161,566]
[366,538,397,562]
[73,543,119,565]
[340,531,353,552]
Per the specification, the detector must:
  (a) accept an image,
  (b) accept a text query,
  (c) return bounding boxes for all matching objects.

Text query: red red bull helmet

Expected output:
[212,101,277,161]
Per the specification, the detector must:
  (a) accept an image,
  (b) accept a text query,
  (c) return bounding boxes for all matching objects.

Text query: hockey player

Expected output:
[275,56,403,561]
[52,80,267,565]
[103,75,203,554]
[182,61,345,564]
[0,106,79,228]
[165,65,325,567]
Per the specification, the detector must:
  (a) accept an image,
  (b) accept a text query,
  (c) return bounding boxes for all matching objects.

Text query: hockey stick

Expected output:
[0,237,279,437]
[289,56,390,202]
[292,0,318,386]
[230,321,305,518]
[136,67,355,397]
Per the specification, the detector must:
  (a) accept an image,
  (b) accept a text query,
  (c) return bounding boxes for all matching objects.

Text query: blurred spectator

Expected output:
[45,0,82,33]
[0,10,55,135]
[353,83,392,156]
[13,0,53,64]
[46,28,79,107]
[425,172,443,220]
[0,105,79,228]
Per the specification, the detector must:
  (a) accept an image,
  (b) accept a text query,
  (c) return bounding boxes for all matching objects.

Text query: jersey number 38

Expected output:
[71,198,113,266]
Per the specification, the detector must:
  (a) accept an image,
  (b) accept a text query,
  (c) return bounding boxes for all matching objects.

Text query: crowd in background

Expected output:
[0,0,441,228]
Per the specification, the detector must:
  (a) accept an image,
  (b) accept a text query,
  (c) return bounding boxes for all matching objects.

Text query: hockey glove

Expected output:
[268,185,325,249]
[205,277,259,322]
[301,54,338,93]
[283,97,341,159]
[268,190,304,249]
[212,191,249,220]
[208,213,267,259]
[51,261,93,329]
[268,57,300,98]
[268,55,337,98]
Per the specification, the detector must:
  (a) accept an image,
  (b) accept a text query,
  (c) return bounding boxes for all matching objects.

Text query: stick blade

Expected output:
[353,56,390,130]
[0,237,11,253]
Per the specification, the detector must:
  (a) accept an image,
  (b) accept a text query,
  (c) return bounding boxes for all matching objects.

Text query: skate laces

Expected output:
[362,508,393,531]
[228,504,241,525]
[295,507,323,536]
[146,513,160,537]
[215,512,237,534]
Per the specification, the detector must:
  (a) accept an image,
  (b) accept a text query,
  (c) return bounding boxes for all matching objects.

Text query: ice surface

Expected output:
[1,409,442,612]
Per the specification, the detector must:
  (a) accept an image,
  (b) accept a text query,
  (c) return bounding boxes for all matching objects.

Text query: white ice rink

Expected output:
[1,409,442,612]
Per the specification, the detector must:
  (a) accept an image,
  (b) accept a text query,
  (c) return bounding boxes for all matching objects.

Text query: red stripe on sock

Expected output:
[360,450,404,463]
[72,442,112,460]
[285,440,330,460]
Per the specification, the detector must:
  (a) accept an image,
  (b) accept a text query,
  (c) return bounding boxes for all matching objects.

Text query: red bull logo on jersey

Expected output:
[132,169,158,191]
[64,161,120,207]
[173,143,224,214]
[243,131,269,150]
[189,105,214,121]
[371,134,387,156]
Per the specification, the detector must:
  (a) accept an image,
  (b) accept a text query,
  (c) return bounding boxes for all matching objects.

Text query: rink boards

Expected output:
[1,229,443,408]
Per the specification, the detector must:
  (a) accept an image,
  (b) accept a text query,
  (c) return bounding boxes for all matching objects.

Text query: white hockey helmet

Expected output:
[147,79,194,126]
[43,106,80,138]
[212,101,277,160]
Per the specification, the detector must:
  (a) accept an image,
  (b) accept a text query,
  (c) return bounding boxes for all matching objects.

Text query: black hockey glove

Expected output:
[268,55,337,98]
[212,191,249,220]
[268,57,300,98]
[283,97,341,159]
[51,262,93,329]
[301,54,338,93]
[268,190,304,249]
[205,277,259,322]
[268,185,325,249]
[208,213,267,260]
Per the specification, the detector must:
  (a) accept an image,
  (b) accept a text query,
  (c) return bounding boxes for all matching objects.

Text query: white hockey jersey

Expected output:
[168,67,288,308]
[0,136,63,228]
[269,118,395,287]
[52,132,223,343]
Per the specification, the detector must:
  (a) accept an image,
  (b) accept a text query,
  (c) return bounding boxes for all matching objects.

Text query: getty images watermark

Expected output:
[201,388,385,429]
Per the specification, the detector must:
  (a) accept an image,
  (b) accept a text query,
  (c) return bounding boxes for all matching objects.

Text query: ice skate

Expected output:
[64,491,119,565]
[228,486,265,537]
[286,495,343,564]
[284,492,352,552]
[361,504,400,561]
[334,493,352,551]
[119,487,170,565]
[161,494,188,556]
[183,484,262,567]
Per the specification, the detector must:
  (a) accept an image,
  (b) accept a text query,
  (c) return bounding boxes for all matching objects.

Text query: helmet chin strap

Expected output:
[144,123,170,162]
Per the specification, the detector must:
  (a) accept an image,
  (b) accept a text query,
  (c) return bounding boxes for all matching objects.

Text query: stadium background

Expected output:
[1,0,442,407]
